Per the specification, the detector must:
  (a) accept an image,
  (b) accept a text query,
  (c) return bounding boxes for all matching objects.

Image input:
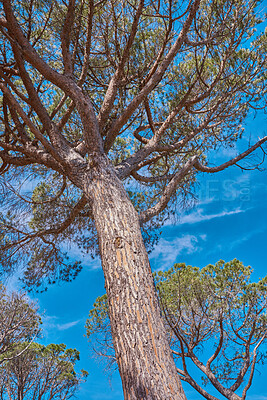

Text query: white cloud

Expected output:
[4,272,23,293]
[42,315,81,332]
[178,207,245,225]
[204,226,266,258]
[220,146,238,158]
[150,234,206,268]
[57,320,81,331]
[227,227,265,250]
[198,196,217,206]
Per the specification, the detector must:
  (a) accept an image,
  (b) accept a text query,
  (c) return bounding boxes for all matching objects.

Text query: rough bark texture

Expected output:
[83,154,186,400]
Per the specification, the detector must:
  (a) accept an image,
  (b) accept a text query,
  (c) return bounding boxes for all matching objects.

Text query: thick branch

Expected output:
[206,318,224,370]
[61,0,76,75]
[0,149,64,174]
[38,194,88,236]
[116,114,217,179]
[230,320,257,392]
[2,0,101,152]
[188,350,240,400]
[132,170,173,183]
[0,67,29,104]
[3,195,87,248]
[139,134,267,223]
[2,0,74,92]
[78,0,94,85]
[8,41,71,152]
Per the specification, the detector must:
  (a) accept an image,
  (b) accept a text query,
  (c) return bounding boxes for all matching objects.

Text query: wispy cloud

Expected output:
[150,234,206,268]
[178,207,245,225]
[42,315,81,332]
[226,227,265,250]
[204,226,266,258]
[57,320,81,331]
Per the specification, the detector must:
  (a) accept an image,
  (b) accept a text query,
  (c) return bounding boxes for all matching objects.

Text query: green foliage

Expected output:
[87,259,267,398]
[86,294,109,337]
[0,168,96,291]
[85,294,115,369]
[0,283,87,399]
[0,342,88,400]
[155,259,267,378]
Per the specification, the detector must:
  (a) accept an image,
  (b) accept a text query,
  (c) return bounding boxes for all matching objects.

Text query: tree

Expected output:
[0,284,40,360]
[86,259,267,400]
[0,0,266,398]
[0,283,87,399]
[0,342,88,400]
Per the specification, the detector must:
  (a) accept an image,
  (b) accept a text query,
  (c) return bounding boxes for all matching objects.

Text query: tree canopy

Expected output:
[0,283,87,400]
[0,283,40,359]
[0,342,88,400]
[86,259,267,400]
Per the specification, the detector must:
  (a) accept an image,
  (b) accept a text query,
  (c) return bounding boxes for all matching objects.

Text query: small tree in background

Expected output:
[0,342,88,400]
[0,284,87,399]
[86,259,267,400]
[0,284,40,359]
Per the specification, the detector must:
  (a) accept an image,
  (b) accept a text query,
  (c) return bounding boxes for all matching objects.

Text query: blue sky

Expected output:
[4,111,267,400]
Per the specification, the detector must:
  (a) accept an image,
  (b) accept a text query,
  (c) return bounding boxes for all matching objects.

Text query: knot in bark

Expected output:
[114,237,124,249]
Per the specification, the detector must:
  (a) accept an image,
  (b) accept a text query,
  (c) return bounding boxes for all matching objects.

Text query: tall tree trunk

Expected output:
[83,154,186,400]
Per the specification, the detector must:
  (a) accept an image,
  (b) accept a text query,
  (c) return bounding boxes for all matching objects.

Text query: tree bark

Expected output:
[83,154,187,400]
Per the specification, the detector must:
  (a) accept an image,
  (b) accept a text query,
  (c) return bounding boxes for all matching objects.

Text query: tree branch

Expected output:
[139,156,197,223]
[178,371,220,400]
[131,170,173,184]
[104,0,201,150]
[2,0,101,152]
[1,195,87,251]
[206,318,224,370]
[241,333,267,400]
[194,136,267,173]
[78,0,94,85]
[188,350,239,400]
[61,0,76,75]
[98,0,145,133]
[7,41,72,153]
[0,83,64,164]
